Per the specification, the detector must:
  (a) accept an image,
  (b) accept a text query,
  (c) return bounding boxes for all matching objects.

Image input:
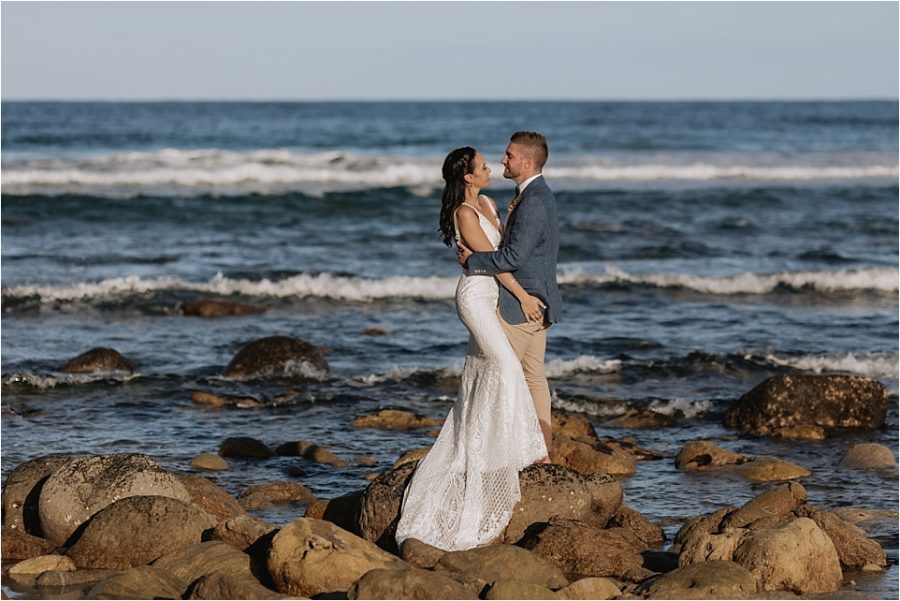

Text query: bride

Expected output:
[395,147,548,551]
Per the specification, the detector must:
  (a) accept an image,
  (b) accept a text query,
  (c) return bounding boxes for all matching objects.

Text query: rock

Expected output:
[357,461,417,552]
[722,483,807,530]
[485,579,557,600]
[676,441,810,482]
[436,544,568,590]
[730,458,811,483]
[604,408,675,429]
[267,517,405,597]
[732,517,843,594]
[832,508,899,524]
[208,515,278,552]
[671,506,736,554]
[2,454,75,534]
[724,375,888,436]
[224,335,328,378]
[675,440,750,470]
[794,506,887,571]
[181,297,266,317]
[189,391,262,408]
[275,440,349,467]
[188,572,288,599]
[349,566,477,600]
[583,472,623,527]
[555,577,620,600]
[361,327,387,336]
[400,537,446,569]
[770,425,827,440]
[504,464,594,544]
[394,446,432,467]
[218,436,276,459]
[1,526,57,560]
[606,503,665,547]
[551,410,598,440]
[518,518,645,579]
[677,528,749,566]
[550,435,635,477]
[636,560,758,599]
[189,452,230,471]
[357,455,378,466]
[85,565,184,600]
[352,408,442,430]
[38,453,190,546]
[59,347,135,373]
[35,569,116,588]
[303,490,363,535]
[839,443,896,470]
[177,475,246,522]
[151,541,254,592]
[66,495,217,570]
[9,554,76,575]
[238,481,316,511]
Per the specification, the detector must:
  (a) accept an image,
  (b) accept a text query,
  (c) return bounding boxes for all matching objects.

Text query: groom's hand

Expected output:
[456,241,473,267]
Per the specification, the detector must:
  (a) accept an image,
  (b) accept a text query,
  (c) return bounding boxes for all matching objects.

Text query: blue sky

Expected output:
[2,1,897,100]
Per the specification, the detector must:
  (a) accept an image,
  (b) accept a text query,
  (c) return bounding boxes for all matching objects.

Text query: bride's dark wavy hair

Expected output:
[438,146,476,247]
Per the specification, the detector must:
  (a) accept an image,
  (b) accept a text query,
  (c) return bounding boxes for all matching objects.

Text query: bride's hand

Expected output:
[519,294,546,323]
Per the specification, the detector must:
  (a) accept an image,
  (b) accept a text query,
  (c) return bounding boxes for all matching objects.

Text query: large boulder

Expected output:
[151,541,254,592]
[839,443,896,470]
[606,503,665,547]
[181,297,266,318]
[348,566,478,600]
[732,517,843,594]
[504,464,594,544]
[352,408,442,430]
[2,454,75,535]
[85,566,184,600]
[484,579,557,600]
[518,518,645,579]
[435,544,569,590]
[795,506,887,571]
[267,517,405,597]
[676,440,810,483]
[38,453,190,546]
[304,490,363,535]
[724,375,888,437]
[224,335,328,378]
[208,515,279,553]
[177,475,246,522]
[583,472,623,528]
[551,435,635,477]
[187,572,288,600]
[721,482,807,530]
[555,577,620,600]
[357,460,417,552]
[677,528,749,566]
[636,560,758,599]
[400,537,446,569]
[551,410,598,440]
[0,526,56,560]
[66,495,217,569]
[59,347,135,373]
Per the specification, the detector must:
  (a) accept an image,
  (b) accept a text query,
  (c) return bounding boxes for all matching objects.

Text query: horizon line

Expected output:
[3,97,898,103]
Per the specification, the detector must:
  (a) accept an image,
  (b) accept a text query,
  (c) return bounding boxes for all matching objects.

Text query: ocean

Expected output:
[1,100,898,597]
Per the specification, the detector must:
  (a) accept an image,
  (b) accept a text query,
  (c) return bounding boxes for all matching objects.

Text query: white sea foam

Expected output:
[2,148,896,196]
[545,356,622,378]
[648,398,713,419]
[760,351,899,381]
[1,371,140,389]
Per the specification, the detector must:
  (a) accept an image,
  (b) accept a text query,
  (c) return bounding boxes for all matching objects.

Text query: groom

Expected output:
[457,131,562,458]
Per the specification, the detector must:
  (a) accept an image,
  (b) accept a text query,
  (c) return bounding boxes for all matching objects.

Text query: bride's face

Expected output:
[469,152,492,189]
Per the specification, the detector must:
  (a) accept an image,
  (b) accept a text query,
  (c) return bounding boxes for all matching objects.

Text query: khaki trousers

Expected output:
[498,313,553,454]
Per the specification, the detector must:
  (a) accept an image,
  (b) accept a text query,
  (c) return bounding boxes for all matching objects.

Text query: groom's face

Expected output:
[501,142,530,181]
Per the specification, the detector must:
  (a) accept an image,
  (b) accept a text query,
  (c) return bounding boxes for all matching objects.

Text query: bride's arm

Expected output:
[456,205,545,323]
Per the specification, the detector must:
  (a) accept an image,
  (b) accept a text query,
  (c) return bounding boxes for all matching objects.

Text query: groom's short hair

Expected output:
[510,131,548,170]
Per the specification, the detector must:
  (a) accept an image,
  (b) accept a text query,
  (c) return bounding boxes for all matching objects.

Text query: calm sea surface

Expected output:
[2,101,898,597]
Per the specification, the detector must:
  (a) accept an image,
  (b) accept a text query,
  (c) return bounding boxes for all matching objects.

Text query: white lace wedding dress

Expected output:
[395,204,547,551]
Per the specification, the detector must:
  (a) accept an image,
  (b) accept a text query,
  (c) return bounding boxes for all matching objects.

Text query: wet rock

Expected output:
[770,425,827,440]
[604,408,676,429]
[606,503,666,547]
[189,452,230,471]
[38,453,190,546]
[394,446,432,467]
[275,440,349,467]
[732,517,843,594]
[555,577,620,600]
[267,517,405,597]
[208,515,278,552]
[357,461,417,552]
[181,297,266,317]
[238,481,316,511]
[636,559,758,599]
[66,495,217,570]
[485,579,557,600]
[832,507,899,524]
[550,435,635,477]
[518,518,645,579]
[675,440,751,470]
[2,454,75,535]
[583,472,623,528]
[8,554,76,575]
[435,544,568,590]
[304,490,363,535]
[187,572,289,599]
[794,506,887,571]
[85,565,183,600]
[671,506,736,554]
[722,482,807,530]
[724,375,888,436]
[224,335,328,378]
[504,464,594,544]
[349,566,477,600]
[677,528,749,566]
[551,410,598,440]
[730,458,812,483]
[218,436,276,459]
[352,408,442,430]
[59,347,135,373]
[400,537,446,569]
[151,541,254,592]
[35,569,116,588]
[1,526,57,560]
[189,391,262,408]
[361,327,387,336]
[676,441,810,483]
[839,443,896,470]
[177,475,246,522]
[357,455,378,466]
